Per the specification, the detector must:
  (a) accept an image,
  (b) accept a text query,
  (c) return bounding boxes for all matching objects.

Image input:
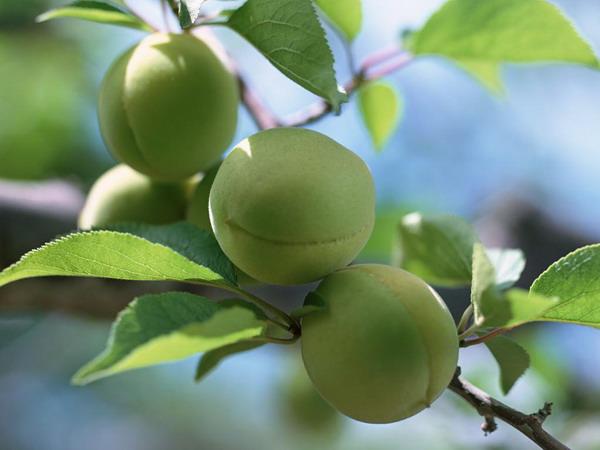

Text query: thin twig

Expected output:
[235,47,413,130]
[281,51,413,128]
[448,368,570,450]
[237,74,280,130]
[461,327,509,348]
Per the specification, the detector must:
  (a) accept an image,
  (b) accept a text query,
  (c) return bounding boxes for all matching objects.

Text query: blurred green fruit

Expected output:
[98,33,238,181]
[301,264,458,424]
[281,361,341,434]
[79,164,189,229]
[0,0,48,27]
[186,163,220,232]
[209,128,375,285]
[186,162,258,286]
[0,33,97,180]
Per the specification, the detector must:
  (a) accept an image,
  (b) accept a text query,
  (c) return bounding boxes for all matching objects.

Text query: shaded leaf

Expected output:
[227,0,347,110]
[397,212,478,286]
[531,244,600,328]
[37,0,151,31]
[291,291,327,320]
[358,81,402,151]
[485,335,530,395]
[179,0,205,29]
[195,341,263,382]
[73,292,266,384]
[314,0,362,41]
[0,314,41,349]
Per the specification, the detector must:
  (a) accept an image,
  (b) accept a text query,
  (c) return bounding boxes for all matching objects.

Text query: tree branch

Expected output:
[448,368,570,450]
[236,49,413,130]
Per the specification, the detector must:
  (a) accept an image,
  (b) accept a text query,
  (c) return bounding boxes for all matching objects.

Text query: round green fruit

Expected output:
[209,128,376,285]
[301,264,459,424]
[78,164,189,229]
[280,360,341,435]
[186,162,220,232]
[98,33,238,181]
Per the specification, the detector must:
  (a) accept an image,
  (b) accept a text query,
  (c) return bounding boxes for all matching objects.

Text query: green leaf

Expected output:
[0,314,41,349]
[195,341,263,382]
[179,0,206,29]
[73,292,266,384]
[227,0,347,111]
[36,0,151,31]
[0,228,234,289]
[471,243,497,324]
[482,288,559,329]
[472,244,555,328]
[358,81,402,151]
[396,212,478,287]
[107,222,237,285]
[456,60,504,94]
[487,248,525,290]
[531,244,600,328]
[291,291,327,320]
[314,0,362,41]
[410,0,598,92]
[360,205,408,263]
[485,335,530,395]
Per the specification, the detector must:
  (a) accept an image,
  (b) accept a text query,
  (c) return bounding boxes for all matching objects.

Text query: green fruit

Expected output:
[281,360,341,434]
[79,164,188,229]
[209,128,375,285]
[186,162,221,232]
[301,264,459,424]
[98,33,238,181]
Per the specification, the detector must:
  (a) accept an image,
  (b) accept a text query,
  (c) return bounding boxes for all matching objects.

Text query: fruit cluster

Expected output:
[82,32,458,424]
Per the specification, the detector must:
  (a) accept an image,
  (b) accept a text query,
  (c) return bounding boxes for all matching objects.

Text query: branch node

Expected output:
[481,415,498,435]
[533,402,553,424]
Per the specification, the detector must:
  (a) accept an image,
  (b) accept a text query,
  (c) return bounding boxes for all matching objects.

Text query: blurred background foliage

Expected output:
[1,0,600,449]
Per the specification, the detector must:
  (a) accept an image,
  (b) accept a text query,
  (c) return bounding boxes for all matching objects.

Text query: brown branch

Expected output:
[236,48,414,130]
[448,368,570,450]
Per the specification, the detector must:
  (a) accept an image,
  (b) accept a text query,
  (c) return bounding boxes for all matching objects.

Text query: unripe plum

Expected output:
[186,162,220,232]
[79,164,188,229]
[98,33,238,181]
[301,264,459,424]
[209,128,376,285]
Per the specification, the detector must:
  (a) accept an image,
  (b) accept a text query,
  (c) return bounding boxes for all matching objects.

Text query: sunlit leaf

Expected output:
[37,0,151,31]
[531,244,600,328]
[0,224,235,288]
[74,292,266,384]
[314,0,362,41]
[411,0,598,91]
[358,81,402,151]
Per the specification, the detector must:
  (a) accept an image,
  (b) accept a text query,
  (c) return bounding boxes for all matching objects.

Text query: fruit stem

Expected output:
[457,304,474,334]
[253,335,299,346]
[458,323,480,341]
[217,283,301,335]
[461,327,508,348]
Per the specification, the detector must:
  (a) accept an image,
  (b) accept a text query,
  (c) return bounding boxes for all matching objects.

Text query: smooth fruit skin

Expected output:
[78,164,188,229]
[209,128,376,285]
[301,264,459,424]
[98,33,238,181]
